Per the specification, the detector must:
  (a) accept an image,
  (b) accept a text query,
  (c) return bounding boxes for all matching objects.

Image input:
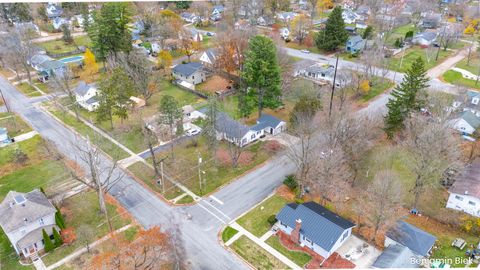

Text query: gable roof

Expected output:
[172,62,204,77]
[30,54,52,67]
[0,190,56,233]
[449,158,480,198]
[204,48,217,62]
[372,244,420,268]
[212,5,225,12]
[386,221,437,257]
[250,114,284,131]
[74,81,96,97]
[460,110,480,129]
[276,202,355,252]
[37,59,66,72]
[215,112,251,139]
[305,64,335,77]
[415,31,437,41]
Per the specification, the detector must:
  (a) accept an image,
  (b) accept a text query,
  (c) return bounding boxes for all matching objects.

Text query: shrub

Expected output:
[294,198,304,204]
[267,215,277,226]
[42,229,54,252]
[52,227,63,247]
[61,227,77,245]
[55,210,66,229]
[283,174,298,191]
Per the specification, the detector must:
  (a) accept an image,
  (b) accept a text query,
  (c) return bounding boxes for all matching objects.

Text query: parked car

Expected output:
[207,32,215,36]
[301,49,310,54]
[186,128,201,136]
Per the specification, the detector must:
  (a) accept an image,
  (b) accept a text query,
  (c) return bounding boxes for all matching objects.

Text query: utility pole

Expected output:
[197,152,202,194]
[328,53,340,118]
[0,88,10,112]
[435,25,447,61]
[160,161,165,194]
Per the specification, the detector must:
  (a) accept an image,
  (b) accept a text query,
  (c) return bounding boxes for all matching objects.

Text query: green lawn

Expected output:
[442,70,480,90]
[176,195,194,204]
[231,236,288,270]
[389,46,453,73]
[16,82,42,97]
[359,78,394,103]
[37,35,92,54]
[33,82,53,94]
[222,226,239,243]
[42,191,131,266]
[48,106,130,159]
[284,41,324,54]
[0,112,32,137]
[455,56,480,75]
[237,195,288,237]
[0,227,33,270]
[266,236,312,267]
[385,24,418,46]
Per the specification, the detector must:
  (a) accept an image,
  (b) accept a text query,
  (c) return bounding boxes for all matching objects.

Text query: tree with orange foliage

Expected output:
[291,14,311,45]
[157,50,173,71]
[90,226,174,269]
[215,26,252,73]
[83,48,99,82]
[61,227,77,245]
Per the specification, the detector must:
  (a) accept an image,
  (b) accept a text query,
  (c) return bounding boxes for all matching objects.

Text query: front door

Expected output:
[28,245,36,254]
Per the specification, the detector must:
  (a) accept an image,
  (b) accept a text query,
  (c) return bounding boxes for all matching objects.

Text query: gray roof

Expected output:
[172,62,203,77]
[0,190,57,233]
[276,202,355,252]
[215,112,250,139]
[415,32,437,42]
[386,221,437,257]
[204,48,217,62]
[461,110,480,129]
[0,127,6,135]
[38,60,66,72]
[251,114,284,131]
[305,64,335,77]
[449,158,480,198]
[30,54,53,67]
[85,96,98,105]
[373,244,420,268]
[278,12,297,20]
[212,5,225,12]
[74,81,95,97]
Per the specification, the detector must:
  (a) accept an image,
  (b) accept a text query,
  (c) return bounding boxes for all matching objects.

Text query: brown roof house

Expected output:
[0,190,59,258]
[446,159,480,217]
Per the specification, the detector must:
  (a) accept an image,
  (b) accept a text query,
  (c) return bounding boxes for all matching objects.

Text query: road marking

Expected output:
[209,195,224,205]
[197,203,227,224]
[202,200,231,220]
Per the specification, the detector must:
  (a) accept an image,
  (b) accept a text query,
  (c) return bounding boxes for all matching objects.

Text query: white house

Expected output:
[279,27,290,39]
[52,17,70,30]
[275,202,355,261]
[384,221,436,259]
[277,12,298,23]
[212,5,225,16]
[446,159,480,217]
[342,9,360,24]
[180,12,198,23]
[0,190,58,258]
[449,111,480,135]
[412,31,437,47]
[297,64,351,87]
[199,48,218,68]
[74,81,99,112]
[214,112,286,147]
[172,62,207,88]
[46,3,63,18]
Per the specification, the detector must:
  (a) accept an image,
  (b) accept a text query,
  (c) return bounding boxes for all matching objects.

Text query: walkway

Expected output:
[229,222,302,270]
[452,67,479,81]
[33,257,47,270]
[427,45,476,79]
[46,224,133,270]
[14,130,38,142]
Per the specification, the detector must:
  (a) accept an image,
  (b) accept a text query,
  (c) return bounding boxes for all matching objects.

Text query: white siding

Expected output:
[6,213,56,255]
[450,118,475,135]
[446,193,480,217]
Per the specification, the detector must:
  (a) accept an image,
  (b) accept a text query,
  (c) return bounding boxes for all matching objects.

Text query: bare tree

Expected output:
[49,70,80,120]
[71,136,124,232]
[77,224,95,253]
[365,170,404,242]
[3,25,36,84]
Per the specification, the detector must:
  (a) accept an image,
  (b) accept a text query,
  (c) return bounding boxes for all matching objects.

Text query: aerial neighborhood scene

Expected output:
[3,0,480,269]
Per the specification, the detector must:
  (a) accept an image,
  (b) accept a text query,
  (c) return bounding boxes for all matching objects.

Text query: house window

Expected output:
[455,195,464,201]
[341,231,349,241]
[251,134,255,139]
[469,201,476,206]
[39,218,44,225]
[303,236,312,245]
[472,98,479,105]
[192,76,195,79]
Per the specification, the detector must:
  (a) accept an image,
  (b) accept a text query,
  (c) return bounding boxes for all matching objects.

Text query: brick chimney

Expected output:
[291,219,302,244]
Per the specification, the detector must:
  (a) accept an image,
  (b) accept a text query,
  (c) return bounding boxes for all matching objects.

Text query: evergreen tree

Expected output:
[315,6,349,51]
[87,2,132,61]
[96,68,135,129]
[37,5,48,23]
[384,57,429,138]
[203,96,219,155]
[55,210,66,229]
[362,25,373,40]
[241,35,282,119]
[42,229,54,252]
[52,227,63,247]
[61,24,73,44]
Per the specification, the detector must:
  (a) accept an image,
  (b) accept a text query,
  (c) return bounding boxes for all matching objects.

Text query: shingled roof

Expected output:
[386,221,436,257]
[449,159,480,198]
[372,244,420,268]
[276,202,355,253]
[172,62,203,77]
[0,190,56,233]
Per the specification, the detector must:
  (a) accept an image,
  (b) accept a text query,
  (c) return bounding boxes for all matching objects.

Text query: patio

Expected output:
[335,235,382,268]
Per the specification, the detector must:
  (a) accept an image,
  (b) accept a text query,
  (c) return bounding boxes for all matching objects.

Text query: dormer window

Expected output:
[452,101,461,108]
[472,98,479,105]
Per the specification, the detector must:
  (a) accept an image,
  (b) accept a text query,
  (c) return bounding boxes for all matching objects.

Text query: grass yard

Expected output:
[0,227,33,270]
[442,70,480,90]
[42,191,131,266]
[222,226,239,243]
[385,24,418,46]
[237,194,289,237]
[176,195,194,204]
[201,35,215,49]
[0,112,32,137]
[285,41,324,54]
[16,82,42,97]
[37,35,92,54]
[33,82,53,94]
[231,236,288,270]
[455,55,480,75]
[389,46,453,73]
[359,78,394,103]
[266,236,312,267]
[48,105,130,159]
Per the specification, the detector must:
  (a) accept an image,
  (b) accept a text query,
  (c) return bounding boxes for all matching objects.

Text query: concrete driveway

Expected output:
[336,235,382,268]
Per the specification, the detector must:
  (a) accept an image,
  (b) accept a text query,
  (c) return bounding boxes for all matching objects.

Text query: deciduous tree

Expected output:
[83,48,99,80]
[291,14,311,45]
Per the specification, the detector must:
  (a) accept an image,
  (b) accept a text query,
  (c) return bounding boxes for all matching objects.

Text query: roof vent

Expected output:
[465,191,469,195]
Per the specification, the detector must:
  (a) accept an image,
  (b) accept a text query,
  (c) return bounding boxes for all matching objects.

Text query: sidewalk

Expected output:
[33,258,47,270]
[46,224,132,270]
[427,45,475,79]
[229,222,302,270]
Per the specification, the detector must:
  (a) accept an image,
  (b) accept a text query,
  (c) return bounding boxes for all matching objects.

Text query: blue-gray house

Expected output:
[276,202,356,260]
[346,35,366,54]
[383,221,436,260]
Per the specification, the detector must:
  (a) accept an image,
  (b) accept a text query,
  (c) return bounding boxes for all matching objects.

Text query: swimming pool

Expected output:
[59,55,84,64]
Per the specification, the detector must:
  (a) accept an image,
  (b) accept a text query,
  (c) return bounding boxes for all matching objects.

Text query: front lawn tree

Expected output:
[88,2,132,62]
[241,35,281,119]
[61,24,73,44]
[203,96,220,157]
[384,57,429,138]
[49,70,80,121]
[159,95,182,155]
[315,6,349,51]
[97,68,135,129]
[291,14,311,45]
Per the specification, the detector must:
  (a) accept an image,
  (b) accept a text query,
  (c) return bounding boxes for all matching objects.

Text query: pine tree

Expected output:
[52,227,63,247]
[55,210,66,229]
[42,229,54,252]
[61,24,73,44]
[384,57,429,138]
[315,6,349,51]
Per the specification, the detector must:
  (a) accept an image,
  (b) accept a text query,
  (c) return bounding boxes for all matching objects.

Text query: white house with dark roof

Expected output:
[172,62,207,88]
[449,110,480,135]
[46,3,63,18]
[384,221,436,259]
[199,48,218,68]
[446,159,480,217]
[412,31,438,47]
[74,81,99,112]
[0,190,58,258]
[275,201,356,261]
[277,12,298,23]
[372,244,420,268]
